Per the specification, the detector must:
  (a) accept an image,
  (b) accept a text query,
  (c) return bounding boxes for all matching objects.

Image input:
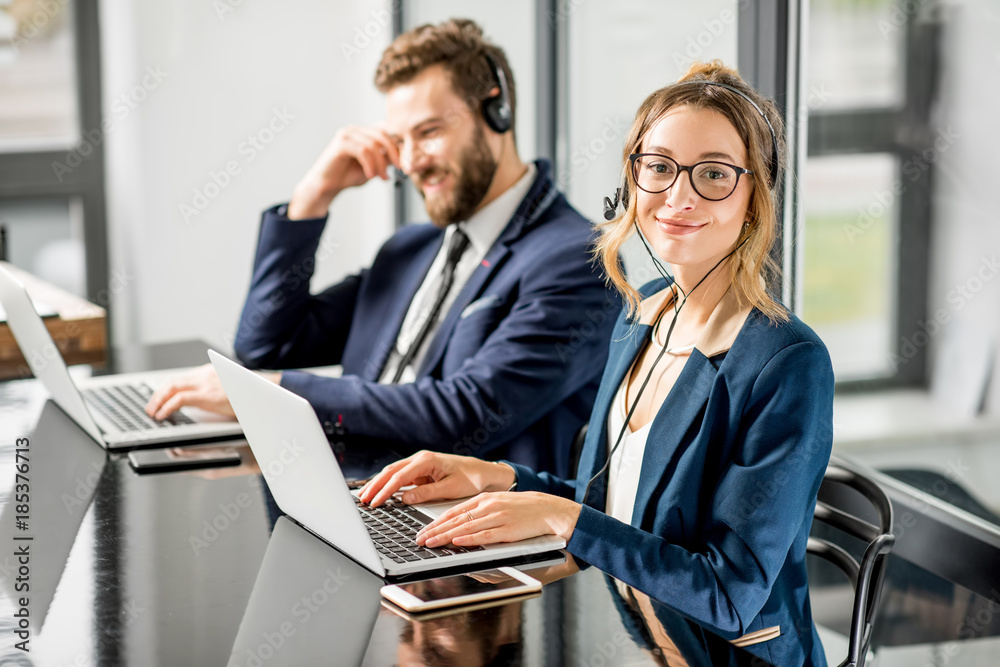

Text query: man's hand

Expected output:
[358,450,516,508]
[288,125,401,219]
[144,363,280,420]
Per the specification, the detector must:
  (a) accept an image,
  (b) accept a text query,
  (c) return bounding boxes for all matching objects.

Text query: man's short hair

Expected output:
[374,18,517,133]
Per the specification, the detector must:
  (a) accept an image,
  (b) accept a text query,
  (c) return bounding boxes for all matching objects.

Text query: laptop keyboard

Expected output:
[83,383,195,432]
[354,496,484,564]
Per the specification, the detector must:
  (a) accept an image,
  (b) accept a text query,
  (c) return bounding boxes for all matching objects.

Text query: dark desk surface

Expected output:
[2,342,1000,665]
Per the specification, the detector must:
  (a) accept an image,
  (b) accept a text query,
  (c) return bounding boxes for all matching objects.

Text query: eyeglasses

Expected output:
[629,153,752,202]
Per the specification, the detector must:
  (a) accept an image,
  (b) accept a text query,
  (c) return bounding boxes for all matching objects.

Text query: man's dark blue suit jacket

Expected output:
[233,160,620,476]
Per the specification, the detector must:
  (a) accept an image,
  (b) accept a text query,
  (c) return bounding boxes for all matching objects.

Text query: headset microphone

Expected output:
[391,167,406,188]
[603,189,621,221]
[603,183,630,221]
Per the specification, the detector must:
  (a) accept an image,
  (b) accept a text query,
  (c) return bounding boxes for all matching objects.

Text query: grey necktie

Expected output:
[390,228,470,383]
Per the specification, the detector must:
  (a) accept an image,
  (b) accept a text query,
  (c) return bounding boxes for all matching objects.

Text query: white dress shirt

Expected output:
[380,163,537,384]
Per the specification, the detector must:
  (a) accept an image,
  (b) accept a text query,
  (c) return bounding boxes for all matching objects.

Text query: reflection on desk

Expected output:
[231,516,383,666]
[235,517,774,667]
[4,350,1000,665]
[0,401,105,632]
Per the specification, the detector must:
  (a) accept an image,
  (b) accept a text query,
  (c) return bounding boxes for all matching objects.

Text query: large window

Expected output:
[800,0,938,386]
[0,0,108,318]
[0,0,79,149]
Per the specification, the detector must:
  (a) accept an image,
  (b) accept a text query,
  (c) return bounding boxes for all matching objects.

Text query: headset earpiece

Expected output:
[482,53,512,134]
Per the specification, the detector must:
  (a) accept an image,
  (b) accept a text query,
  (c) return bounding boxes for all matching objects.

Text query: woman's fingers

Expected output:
[419,505,504,548]
[360,451,494,507]
[358,456,418,503]
[416,495,519,547]
[359,451,451,506]
[416,495,477,530]
[422,513,526,549]
[368,460,434,506]
[398,478,462,505]
[413,492,580,548]
[415,497,481,544]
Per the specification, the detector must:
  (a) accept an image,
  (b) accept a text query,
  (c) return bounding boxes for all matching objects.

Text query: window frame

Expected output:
[801,3,938,390]
[0,0,110,337]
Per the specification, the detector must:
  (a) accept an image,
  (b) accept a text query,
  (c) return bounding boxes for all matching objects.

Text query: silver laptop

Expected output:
[209,349,566,577]
[0,265,242,448]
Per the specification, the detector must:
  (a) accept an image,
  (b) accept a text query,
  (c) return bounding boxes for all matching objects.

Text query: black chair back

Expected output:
[808,463,895,667]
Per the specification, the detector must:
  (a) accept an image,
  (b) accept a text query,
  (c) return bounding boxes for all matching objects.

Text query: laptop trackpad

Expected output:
[414,500,472,520]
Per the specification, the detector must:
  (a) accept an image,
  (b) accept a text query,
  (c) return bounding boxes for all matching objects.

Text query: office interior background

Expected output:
[3,0,1000,512]
[1,0,1000,661]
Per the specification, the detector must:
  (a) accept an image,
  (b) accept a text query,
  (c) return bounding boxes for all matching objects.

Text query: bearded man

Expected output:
[146,19,618,476]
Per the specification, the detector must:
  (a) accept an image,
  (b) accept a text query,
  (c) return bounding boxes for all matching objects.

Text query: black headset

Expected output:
[603,79,779,221]
[481,53,512,134]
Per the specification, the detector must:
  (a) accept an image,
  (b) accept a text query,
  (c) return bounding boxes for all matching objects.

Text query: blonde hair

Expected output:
[595,61,788,323]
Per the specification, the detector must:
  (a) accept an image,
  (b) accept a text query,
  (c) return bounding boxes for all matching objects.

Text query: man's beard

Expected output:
[417,124,497,227]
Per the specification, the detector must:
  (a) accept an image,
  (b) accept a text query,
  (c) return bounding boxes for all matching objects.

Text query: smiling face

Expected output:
[634,105,753,280]
[384,64,498,227]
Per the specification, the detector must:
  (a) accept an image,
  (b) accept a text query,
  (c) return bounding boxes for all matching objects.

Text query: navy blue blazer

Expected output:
[508,279,834,666]
[232,160,620,476]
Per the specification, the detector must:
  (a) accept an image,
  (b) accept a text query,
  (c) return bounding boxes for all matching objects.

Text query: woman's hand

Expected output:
[357,450,515,507]
[415,492,582,548]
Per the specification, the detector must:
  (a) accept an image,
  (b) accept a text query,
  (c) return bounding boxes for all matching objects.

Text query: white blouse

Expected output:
[605,369,652,525]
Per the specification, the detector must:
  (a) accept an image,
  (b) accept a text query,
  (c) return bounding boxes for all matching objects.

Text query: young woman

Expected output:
[360,61,833,665]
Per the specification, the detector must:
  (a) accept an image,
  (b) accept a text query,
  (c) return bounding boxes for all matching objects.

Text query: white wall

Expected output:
[926,0,1000,413]
[100,0,395,350]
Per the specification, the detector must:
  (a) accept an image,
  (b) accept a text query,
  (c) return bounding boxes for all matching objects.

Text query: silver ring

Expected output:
[465,510,474,523]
